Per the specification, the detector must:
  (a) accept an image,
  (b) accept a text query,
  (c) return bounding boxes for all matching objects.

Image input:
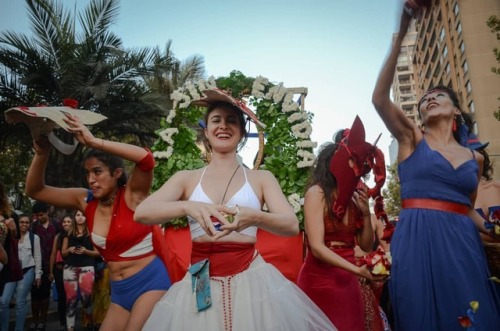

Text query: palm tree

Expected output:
[0,0,205,195]
[144,39,205,112]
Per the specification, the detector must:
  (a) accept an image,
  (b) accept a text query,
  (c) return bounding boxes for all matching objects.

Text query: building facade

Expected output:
[391,0,500,177]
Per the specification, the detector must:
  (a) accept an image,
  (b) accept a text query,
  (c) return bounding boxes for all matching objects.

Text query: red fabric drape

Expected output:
[162,227,304,284]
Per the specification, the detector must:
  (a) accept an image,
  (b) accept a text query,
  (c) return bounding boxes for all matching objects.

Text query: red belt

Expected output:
[402,199,469,215]
[191,242,256,277]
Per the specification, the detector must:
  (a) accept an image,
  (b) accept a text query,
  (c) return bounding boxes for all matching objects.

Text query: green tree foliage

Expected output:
[0,0,205,202]
[486,15,500,120]
[382,162,401,219]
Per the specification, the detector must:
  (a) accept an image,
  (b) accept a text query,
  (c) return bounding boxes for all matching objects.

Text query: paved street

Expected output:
[8,294,86,331]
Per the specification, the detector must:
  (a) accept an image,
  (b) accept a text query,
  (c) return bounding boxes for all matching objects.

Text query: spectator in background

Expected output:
[85,254,110,330]
[62,210,99,331]
[0,245,6,269]
[467,134,500,242]
[49,214,72,331]
[0,181,22,331]
[29,201,60,331]
[1,214,42,331]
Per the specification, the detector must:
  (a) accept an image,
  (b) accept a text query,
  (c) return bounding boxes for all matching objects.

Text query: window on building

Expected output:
[469,100,475,113]
[466,80,472,94]
[426,66,432,79]
[429,31,436,47]
[457,22,462,35]
[439,27,445,42]
[454,3,459,16]
[460,41,465,54]
[431,48,439,62]
[442,45,448,59]
[463,60,468,74]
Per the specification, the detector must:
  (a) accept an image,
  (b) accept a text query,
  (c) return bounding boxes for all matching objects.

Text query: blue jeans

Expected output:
[0,267,35,331]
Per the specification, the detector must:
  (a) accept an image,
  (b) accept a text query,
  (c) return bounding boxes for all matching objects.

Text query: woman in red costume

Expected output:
[297,119,387,331]
[25,112,171,331]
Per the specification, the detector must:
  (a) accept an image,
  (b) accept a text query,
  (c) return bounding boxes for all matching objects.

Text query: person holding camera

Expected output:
[61,210,99,331]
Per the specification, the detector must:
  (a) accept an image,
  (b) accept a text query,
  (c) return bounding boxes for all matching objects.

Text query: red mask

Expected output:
[329,116,378,219]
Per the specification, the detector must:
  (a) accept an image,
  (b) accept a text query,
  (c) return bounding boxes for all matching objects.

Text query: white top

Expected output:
[188,167,260,239]
[91,232,153,258]
[18,231,42,279]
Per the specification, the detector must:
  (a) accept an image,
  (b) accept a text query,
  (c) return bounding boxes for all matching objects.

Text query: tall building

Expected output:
[392,20,420,129]
[398,0,500,178]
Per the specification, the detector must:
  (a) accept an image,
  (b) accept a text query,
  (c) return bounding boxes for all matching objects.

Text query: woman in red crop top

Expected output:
[25,112,171,331]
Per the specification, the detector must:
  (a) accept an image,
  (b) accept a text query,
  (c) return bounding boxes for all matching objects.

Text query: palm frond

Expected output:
[80,0,120,41]
[26,0,62,68]
[178,54,205,84]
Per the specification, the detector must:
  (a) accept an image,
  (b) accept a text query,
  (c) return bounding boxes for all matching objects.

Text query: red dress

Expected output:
[297,205,367,331]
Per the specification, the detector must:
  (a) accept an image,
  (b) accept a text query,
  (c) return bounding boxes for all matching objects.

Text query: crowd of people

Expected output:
[0,198,110,331]
[0,1,499,331]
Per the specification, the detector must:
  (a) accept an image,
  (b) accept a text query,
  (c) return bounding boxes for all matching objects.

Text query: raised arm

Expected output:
[25,136,87,210]
[62,113,153,205]
[372,6,421,152]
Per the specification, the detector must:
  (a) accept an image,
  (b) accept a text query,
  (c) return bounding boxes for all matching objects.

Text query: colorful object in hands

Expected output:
[458,301,478,330]
[210,213,235,232]
[477,206,500,237]
[359,247,392,276]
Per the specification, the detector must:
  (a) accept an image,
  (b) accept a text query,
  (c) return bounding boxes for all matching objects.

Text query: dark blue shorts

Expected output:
[110,257,171,311]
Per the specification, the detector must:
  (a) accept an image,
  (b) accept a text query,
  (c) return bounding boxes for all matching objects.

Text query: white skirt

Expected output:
[143,254,336,331]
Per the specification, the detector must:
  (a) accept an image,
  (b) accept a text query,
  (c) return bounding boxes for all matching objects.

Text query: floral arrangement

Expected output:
[458,301,478,330]
[150,71,316,229]
[486,207,500,236]
[358,247,392,275]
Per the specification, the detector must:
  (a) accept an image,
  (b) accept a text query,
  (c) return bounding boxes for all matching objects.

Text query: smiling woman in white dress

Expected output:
[135,89,336,331]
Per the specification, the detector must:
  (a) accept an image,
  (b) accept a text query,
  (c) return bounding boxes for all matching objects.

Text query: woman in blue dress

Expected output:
[371,2,500,330]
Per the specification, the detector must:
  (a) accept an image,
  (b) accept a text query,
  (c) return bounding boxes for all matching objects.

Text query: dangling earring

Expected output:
[452,116,457,132]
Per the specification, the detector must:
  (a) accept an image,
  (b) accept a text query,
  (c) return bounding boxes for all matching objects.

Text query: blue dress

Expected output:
[390,139,500,330]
